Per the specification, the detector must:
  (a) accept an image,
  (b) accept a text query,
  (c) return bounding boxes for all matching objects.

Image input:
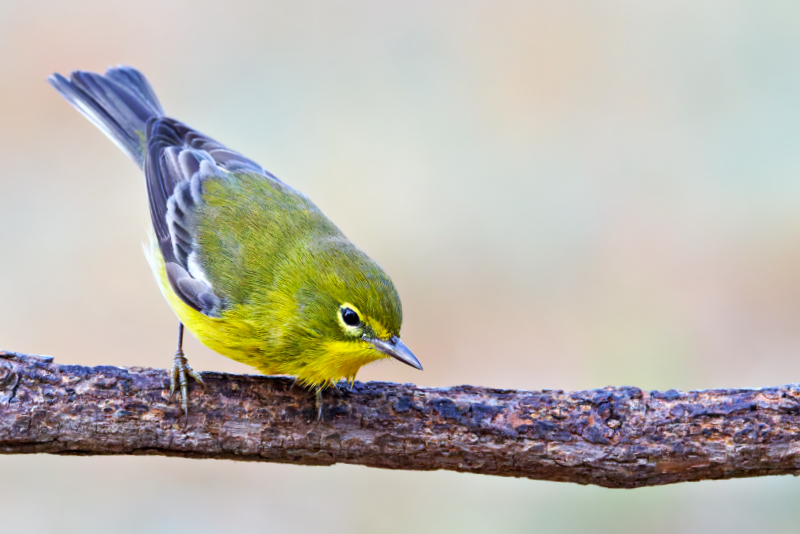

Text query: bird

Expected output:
[49,66,422,418]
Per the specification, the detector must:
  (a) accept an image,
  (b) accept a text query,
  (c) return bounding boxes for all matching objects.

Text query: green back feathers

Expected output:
[196,172,403,363]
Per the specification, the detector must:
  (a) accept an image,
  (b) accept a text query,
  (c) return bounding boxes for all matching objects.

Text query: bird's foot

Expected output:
[169,349,204,422]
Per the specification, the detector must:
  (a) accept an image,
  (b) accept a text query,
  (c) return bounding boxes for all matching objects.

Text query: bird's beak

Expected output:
[368,336,423,370]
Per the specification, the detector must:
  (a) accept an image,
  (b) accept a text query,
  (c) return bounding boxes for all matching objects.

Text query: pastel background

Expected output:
[2,1,800,532]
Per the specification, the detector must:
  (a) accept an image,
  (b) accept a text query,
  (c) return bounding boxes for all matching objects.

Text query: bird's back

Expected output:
[193,170,345,307]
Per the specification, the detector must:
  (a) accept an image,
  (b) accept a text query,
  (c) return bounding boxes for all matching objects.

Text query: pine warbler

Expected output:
[49,66,422,417]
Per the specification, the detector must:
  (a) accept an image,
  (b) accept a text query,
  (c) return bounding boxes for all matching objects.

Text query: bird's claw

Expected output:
[169,349,204,422]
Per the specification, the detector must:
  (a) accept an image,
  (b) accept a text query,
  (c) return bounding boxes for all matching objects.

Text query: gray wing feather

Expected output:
[165,262,223,316]
[147,119,233,317]
[51,66,283,318]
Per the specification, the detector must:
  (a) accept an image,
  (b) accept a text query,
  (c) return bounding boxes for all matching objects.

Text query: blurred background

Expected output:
[2,0,800,532]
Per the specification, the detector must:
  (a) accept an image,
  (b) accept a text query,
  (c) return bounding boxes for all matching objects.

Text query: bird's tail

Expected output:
[49,66,164,168]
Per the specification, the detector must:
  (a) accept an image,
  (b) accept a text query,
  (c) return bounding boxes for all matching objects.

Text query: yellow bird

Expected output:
[49,66,422,416]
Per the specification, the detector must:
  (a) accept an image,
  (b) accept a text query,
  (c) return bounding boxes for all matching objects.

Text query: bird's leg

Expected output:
[169,322,204,421]
[315,387,323,421]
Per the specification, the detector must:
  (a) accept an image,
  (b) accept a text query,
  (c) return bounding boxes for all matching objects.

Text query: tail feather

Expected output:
[49,66,164,167]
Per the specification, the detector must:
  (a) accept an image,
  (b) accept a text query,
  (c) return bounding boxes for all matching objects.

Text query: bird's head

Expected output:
[277,236,422,387]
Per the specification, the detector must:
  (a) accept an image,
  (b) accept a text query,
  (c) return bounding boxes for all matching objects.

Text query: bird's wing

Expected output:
[50,67,281,318]
[145,117,281,317]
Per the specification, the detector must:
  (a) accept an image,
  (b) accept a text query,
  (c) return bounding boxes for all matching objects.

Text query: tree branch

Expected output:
[2,350,800,488]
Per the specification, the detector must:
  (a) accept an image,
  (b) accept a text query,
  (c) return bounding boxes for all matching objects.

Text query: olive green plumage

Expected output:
[194,172,405,384]
[48,66,421,407]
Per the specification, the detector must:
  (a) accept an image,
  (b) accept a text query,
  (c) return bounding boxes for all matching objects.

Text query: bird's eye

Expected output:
[341,307,360,326]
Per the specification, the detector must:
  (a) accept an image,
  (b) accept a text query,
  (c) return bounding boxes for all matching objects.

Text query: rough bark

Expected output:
[2,350,800,488]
